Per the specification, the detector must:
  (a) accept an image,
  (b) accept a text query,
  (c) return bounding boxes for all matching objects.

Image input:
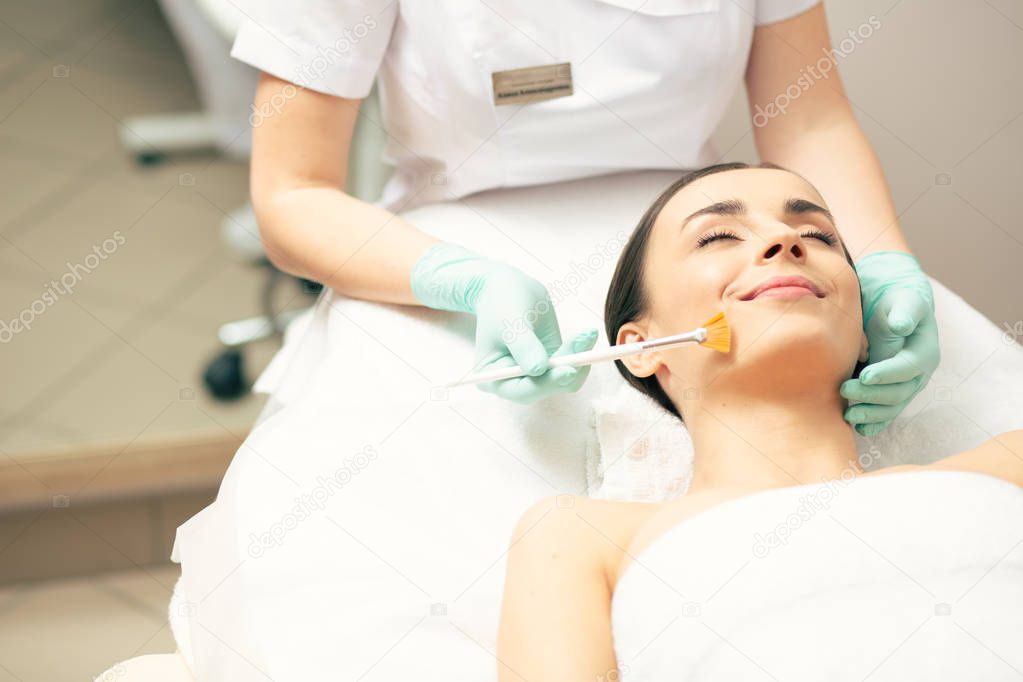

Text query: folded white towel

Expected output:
[588,382,694,501]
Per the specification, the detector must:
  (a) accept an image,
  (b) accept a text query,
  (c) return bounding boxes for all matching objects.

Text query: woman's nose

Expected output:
[757,230,805,263]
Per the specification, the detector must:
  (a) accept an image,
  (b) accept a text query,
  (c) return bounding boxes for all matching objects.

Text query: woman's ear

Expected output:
[617,322,662,378]
[858,329,869,363]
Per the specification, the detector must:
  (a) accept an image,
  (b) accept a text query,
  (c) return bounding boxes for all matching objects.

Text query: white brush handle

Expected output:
[446,328,706,388]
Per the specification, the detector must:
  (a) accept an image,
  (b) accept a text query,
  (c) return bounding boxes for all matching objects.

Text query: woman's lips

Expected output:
[752,286,818,300]
[739,275,825,301]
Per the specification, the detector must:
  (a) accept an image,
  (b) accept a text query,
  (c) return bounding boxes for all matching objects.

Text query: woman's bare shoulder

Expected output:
[913,429,1023,488]
[512,495,663,540]
[510,494,664,582]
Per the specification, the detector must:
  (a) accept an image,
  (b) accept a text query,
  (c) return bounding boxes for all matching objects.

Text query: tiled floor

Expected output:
[0,0,301,678]
[0,563,181,681]
[0,0,292,456]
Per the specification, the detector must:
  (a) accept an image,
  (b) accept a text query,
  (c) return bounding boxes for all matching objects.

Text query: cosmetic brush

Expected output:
[446,311,730,388]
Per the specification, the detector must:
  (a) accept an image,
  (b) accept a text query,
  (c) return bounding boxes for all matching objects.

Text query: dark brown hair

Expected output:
[603,162,860,421]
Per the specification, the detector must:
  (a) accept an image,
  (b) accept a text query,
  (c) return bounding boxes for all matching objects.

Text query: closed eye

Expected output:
[801,228,837,246]
[695,229,740,248]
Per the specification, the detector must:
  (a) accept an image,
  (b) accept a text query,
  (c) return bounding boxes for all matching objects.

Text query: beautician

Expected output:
[230,0,938,436]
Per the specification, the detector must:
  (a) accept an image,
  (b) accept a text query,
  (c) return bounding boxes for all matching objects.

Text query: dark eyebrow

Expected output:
[680,199,746,232]
[784,197,835,226]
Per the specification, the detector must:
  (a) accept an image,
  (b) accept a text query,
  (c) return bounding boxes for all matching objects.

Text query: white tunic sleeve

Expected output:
[754,0,821,25]
[229,0,398,98]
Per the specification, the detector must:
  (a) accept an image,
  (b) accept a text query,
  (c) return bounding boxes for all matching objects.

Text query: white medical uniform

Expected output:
[231,0,822,212]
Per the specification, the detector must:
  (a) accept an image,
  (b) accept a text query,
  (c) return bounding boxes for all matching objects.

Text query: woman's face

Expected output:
[618,168,867,412]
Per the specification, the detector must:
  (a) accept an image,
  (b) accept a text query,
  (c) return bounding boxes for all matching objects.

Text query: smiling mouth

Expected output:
[739,275,826,301]
[750,286,819,300]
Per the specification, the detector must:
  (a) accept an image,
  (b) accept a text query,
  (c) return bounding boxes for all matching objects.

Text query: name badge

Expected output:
[492,62,573,106]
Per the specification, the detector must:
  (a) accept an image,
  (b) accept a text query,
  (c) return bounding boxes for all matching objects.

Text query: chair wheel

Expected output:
[203,348,247,400]
[300,278,322,295]
[136,151,166,166]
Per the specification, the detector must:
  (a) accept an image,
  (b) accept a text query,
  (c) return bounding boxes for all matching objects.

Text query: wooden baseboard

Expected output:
[0,432,242,514]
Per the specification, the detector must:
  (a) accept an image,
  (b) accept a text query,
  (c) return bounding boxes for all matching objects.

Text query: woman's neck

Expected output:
[684,384,862,493]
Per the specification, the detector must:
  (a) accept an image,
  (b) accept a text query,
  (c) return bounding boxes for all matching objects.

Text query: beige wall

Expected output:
[710,0,1022,329]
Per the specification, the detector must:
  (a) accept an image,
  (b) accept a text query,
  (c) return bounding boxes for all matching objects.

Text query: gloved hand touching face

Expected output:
[841,251,940,436]
[411,243,598,403]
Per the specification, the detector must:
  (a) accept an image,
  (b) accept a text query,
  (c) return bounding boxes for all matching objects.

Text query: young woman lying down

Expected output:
[496,163,1023,682]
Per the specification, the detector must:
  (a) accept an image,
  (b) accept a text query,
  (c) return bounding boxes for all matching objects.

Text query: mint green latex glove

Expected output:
[410,243,598,403]
[840,251,940,436]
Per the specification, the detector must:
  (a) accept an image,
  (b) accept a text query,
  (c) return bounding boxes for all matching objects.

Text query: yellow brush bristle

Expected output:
[699,311,730,353]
